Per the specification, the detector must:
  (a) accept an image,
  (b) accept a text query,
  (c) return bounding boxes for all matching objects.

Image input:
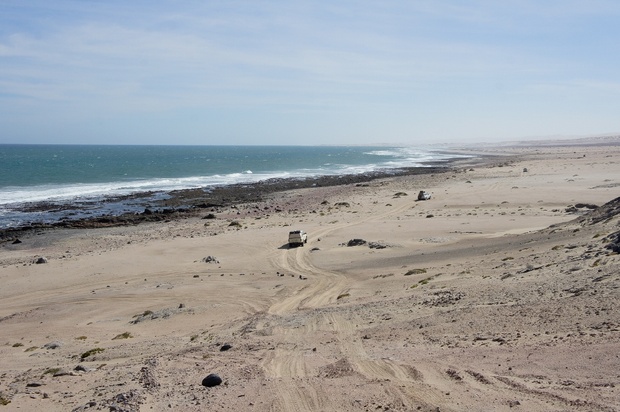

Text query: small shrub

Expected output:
[404,268,427,276]
[12,343,23,348]
[228,221,242,227]
[43,367,61,375]
[552,245,564,251]
[134,310,153,318]
[81,348,105,360]
[25,346,38,352]
[75,336,87,341]
[337,293,350,300]
[112,332,133,340]
[501,257,514,261]
[0,395,9,405]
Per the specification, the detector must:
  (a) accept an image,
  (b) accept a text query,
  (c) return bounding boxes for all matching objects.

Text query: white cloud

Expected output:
[0,0,619,144]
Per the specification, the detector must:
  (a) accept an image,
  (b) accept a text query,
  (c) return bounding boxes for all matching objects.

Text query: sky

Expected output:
[1,1,619,146]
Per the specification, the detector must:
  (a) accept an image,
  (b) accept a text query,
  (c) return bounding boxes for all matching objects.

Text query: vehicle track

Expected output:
[261,198,448,410]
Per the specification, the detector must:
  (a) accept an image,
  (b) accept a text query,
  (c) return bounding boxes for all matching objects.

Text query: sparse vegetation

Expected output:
[112,332,133,340]
[134,310,153,318]
[0,395,10,405]
[404,268,427,276]
[337,293,350,300]
[43,367,61,375]
[501,257,514,261]
[25,346,38,352]
[12,342,23,348]
[228,220,242,227]
[75,336,87,340]
[81,348,105,359]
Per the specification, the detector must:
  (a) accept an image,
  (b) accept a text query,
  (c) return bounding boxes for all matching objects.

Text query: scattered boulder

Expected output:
[202,373,222,387]
[53,369,74,377]
[368,242,387,249]
[34,256,48,264]
[220,344,232,351]
[74,365,93,373]
[43,341,63,350]
[12,238,22,244]
[202,256,219,264]
[347,239,367,247]
[605,231,620,253]
[566,203,599,214]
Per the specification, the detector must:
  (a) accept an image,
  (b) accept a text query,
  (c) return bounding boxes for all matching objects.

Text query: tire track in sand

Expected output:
[261,198,444,410]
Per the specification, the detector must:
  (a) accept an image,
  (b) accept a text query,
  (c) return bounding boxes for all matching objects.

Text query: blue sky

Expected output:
[1,1,619,145]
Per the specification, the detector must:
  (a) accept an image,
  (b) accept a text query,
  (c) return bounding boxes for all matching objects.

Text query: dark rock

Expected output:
[220,344,232,351]
[202,373,222,387]
[347,239,367,247]
[202,256,219,264]
[12,238,22,244]
[43,341,62,349]
[574,203,598,210]
[26,382,44,387]
[368,242,387,249]
[34,256,48,264]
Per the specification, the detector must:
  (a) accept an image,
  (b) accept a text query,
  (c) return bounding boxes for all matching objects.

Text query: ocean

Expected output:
[0,145,464,229]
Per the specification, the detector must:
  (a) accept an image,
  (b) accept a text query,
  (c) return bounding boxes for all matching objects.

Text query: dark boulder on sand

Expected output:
[201,373,222,387]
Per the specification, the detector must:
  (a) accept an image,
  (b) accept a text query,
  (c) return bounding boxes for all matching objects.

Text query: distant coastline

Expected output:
[0,152,492,239]
[0,145,476,232]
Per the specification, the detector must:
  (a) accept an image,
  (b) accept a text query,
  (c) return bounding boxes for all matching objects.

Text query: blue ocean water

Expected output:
[0,145,463,228]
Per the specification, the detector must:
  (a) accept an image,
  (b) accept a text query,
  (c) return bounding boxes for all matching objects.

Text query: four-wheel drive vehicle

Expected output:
[288,230,308,247]
[417,190,431,200]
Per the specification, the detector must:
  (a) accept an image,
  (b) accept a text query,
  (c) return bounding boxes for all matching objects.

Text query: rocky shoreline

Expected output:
[0,164,460,241]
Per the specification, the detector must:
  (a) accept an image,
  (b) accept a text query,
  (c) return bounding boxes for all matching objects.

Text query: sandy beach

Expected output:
[1,139,619,411]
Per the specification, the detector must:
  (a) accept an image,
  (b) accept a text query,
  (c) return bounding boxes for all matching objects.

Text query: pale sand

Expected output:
[1,141,619,411]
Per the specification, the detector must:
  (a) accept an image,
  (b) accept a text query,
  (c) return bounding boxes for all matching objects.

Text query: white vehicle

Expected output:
[288,230,308,247]
[417,190,431,200]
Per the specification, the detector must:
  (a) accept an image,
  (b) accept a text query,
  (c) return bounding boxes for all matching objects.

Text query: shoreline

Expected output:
[0,152,501,240]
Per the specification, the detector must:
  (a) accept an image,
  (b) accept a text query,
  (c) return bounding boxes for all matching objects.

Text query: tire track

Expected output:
[261,197,430,410]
